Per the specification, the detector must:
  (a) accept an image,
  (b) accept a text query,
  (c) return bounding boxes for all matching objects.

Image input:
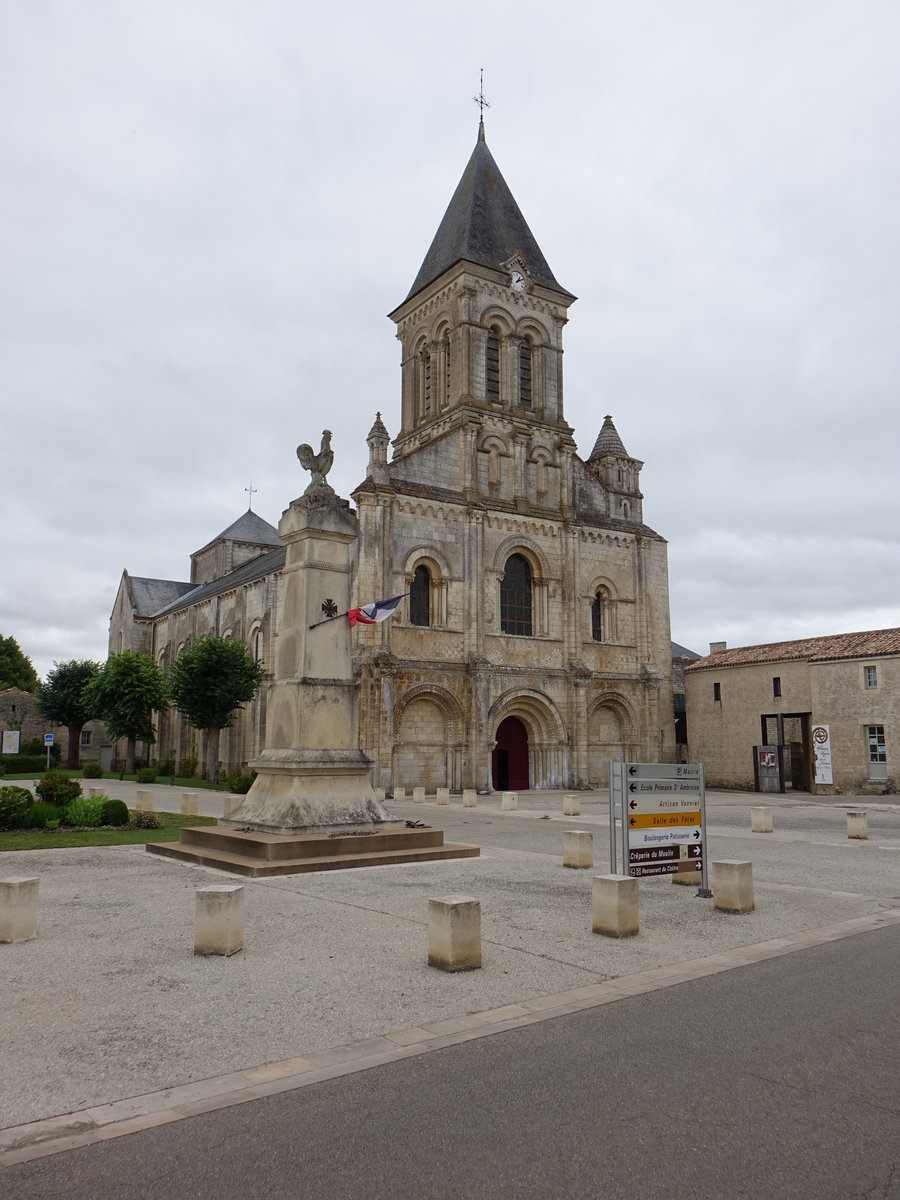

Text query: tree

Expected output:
[169,637,264,785]
[84,652,168,775]
[0,634,39,693]
[36,660,101,768]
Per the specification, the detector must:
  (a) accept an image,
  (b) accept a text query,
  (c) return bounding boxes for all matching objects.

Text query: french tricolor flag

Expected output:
[346,594,405,627]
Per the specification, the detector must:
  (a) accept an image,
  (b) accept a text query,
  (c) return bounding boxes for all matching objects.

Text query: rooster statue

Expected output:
[296,430,334,490]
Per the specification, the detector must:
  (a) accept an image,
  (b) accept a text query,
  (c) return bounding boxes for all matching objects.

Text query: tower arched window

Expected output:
[486,326,500,404]
[591,591,605,642]
[501,553,532,636]
[409,565,431,627]
[423,346,432,414]
[443,334,451,407]
[519,338,532,408]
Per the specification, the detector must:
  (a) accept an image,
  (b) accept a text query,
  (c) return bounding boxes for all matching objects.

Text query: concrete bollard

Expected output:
[413,786,425,804]
[847,810,868,840]
[376,788,386,804]
[462,789,477,808]
[592,874,639,937]
[0,877,39,944]
[563,794,581,816]
[427,896,482,971]
[393,787,406,803]
[501,792,518,811]
[751,806,773,833]
[195,885,244,956]
[436,787,450,805]
[181,791,200,816]
[88,787,104,798]
[135,790,154,812]
[563,830,593,869]
[222,794,241,817]
[713,860,755,913]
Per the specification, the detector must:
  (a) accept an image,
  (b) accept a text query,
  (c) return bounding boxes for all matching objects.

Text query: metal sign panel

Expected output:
[614,761,709,889]
[628,778,700,796]
[625,764,700,780]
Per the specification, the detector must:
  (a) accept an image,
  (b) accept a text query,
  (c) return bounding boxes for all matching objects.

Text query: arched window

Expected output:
[253,627,264,664]
[486,326,500,403]
[443,334,451,407]
[591,591,604,642]
[501,554,532,636]
[409,565,431,627]
[424,346,431,414]
[519,338,532,408]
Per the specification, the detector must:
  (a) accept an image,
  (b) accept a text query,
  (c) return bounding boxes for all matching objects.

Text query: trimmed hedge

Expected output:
[0,754,59,775]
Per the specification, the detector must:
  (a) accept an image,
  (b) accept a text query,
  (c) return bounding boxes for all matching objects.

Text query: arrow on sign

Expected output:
[690,845,702,857]
[629,817,637,826]
[629,799,637,810]
[693,830,700,839]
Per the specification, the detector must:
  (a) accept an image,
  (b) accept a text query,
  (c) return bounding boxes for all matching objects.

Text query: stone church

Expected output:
[109,121,676,790]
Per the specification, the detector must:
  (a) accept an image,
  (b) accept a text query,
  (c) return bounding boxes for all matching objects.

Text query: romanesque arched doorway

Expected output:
[492,716,529,791]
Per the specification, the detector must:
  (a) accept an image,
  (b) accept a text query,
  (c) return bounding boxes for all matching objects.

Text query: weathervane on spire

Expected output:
[472,68,490,136]
[244,480,257,511]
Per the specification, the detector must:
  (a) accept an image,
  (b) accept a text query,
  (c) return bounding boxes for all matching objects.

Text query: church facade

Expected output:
[109,123,676,790]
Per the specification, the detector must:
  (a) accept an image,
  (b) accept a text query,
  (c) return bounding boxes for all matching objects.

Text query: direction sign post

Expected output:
[611,761,710,895]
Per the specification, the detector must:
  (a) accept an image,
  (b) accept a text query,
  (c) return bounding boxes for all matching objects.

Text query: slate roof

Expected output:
[686,628,900,672]
[589,415,629,461]
[671,641,701,661]
[398,122,574,308]
[149,546,286,618]
[129,576,195,618]
[206,509,282,549]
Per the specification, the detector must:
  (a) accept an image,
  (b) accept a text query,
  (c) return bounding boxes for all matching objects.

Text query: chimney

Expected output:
[710,641,727,654]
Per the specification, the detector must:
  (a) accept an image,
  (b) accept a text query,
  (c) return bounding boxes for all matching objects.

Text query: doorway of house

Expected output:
[492,716,530,790]
[761,712,812,791]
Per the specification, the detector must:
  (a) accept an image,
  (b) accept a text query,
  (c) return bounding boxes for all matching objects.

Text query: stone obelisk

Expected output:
[223,432,394,833]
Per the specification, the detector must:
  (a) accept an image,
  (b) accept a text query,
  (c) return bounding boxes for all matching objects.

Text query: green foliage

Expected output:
[35,773,83,807]
[0,785,33,830]
[178,756,199,778]
[36,660,101,765]
[135,767,158,784]
[0,634,39,693]
[62,796,106,828]
[169,637,263,733]
[156,756,176,777]
[100,798,129,826]
[84,652,168,746]
[82,761,104,778]
[23,800,61,829]
[223,770,257,794]
[0,754,58,774]
[132,808,162,829]
[21,738,62,761]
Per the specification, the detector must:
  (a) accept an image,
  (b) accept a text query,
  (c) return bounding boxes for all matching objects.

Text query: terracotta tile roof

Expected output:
[685,627,900,671]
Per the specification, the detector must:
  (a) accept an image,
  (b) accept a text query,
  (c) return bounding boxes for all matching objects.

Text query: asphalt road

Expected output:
[7,923,898,1200]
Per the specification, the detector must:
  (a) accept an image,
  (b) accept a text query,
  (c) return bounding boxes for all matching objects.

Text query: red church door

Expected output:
[492,716,530,791]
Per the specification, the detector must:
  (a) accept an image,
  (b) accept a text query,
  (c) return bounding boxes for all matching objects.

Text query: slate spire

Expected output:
[400,126,574,306]
[589,415,629,461]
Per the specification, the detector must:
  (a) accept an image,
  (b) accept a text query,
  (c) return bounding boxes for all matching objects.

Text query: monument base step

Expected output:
[146,824,479,877]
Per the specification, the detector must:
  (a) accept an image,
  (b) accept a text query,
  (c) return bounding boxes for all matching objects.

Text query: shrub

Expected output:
[35,773,83,807]
[62,796,106,828]
[223,770,256,794]
[0,753,62,774]
[0,785,34,830]
[100,798,130,826]
[20,739,61,763]
[156,756,176,777]
[135,767,157,784]
[178,756,199,778]
[132,809,162,829]
[82,761,104,779]
[23,800,60,829]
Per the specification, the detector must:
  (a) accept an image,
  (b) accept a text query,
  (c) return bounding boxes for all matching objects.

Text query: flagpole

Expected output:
[308,592,409,631]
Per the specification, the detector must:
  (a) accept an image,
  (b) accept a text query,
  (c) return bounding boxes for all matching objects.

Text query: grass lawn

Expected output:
[0,812,217,852]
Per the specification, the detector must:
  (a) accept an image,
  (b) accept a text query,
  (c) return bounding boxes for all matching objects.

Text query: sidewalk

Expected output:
[1,788,897,1149]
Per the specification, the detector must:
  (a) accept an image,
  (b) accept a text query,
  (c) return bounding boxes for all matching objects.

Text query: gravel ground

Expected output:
[1,787,897,1128]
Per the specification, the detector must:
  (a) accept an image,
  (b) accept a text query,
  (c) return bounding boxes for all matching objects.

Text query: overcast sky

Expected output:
[3,1,899,678]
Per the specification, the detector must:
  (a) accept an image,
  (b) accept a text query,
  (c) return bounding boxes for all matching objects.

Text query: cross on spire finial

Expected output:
[472,68,490,139]
[244,480,258,510]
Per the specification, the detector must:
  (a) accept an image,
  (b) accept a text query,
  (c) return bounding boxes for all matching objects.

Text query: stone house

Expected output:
[0,687,108,766]
[108,121,677,788]
[685,629,900,794]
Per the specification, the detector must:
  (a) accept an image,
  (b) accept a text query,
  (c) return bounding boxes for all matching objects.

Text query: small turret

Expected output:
[366,412,391,484]
[588,415,643,523]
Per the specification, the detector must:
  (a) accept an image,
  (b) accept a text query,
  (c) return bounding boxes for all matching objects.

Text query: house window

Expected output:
[519,339,532,407]
[865,665,877,689]
[713,681,721,702]
[773,677,781,698]
[867,725,886,763]
[500,553,532,636]
[80,730,92,747]
[486,326,500,403]
[409,565,431,627]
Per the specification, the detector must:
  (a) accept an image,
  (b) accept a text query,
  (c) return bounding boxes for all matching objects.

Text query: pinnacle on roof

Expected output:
[589,415,629,461]
[399,125,574,307]
[367,411,390,442]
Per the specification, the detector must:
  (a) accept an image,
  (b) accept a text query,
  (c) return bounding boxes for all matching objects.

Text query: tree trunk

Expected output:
[206,727,221,785]
[125,737,136,776]
[66,722,85,769]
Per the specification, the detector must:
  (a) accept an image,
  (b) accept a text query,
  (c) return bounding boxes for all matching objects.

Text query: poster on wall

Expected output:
[759,750,776,768]
[812,724,833,784]
[1,730,20,755]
